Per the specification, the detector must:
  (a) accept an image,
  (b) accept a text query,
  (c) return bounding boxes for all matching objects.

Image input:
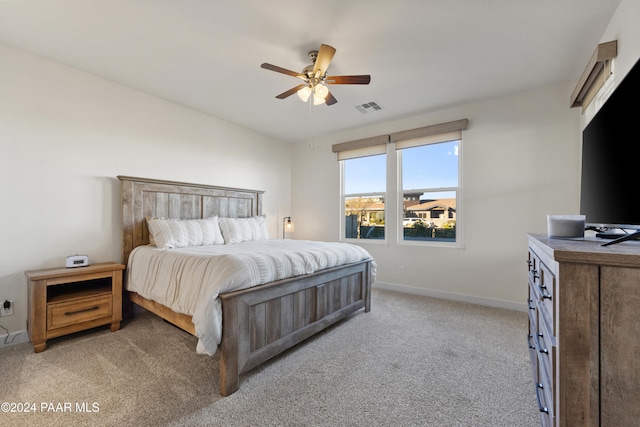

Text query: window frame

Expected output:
[335,119,467,247]
[396,139,463,248]
[340,152,388,244]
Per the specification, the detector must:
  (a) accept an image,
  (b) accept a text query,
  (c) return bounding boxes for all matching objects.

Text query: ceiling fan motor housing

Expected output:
[303,50,320,78]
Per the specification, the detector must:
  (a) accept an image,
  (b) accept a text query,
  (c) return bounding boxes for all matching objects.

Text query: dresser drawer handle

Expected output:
[538,285,552,300]
[536,383,549,414]
[531,270,539,281]
[528,298,536,310]
[527,333,536,350]
[535,332,549,354]
[64,306,100,316]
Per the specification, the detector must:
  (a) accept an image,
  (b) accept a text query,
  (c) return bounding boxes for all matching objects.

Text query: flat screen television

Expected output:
[580,57,640,246]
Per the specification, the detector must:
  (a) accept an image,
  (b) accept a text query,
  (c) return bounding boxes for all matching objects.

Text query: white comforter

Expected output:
[126,239,375,355]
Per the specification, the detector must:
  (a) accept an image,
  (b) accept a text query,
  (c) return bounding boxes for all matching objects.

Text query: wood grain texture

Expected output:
[599,266,640,426]
[557,262,599,427]
[118,176,264,264]
[528,235,640,426]
[219,260,371,396]
[118,176,373,397]
[129,292,196,335]
[25,263,125,353]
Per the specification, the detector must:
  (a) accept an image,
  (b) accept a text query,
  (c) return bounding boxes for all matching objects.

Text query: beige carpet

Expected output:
[0,288,539,427]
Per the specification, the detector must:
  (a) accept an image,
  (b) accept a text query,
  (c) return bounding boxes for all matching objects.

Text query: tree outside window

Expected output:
[343,154,386,240]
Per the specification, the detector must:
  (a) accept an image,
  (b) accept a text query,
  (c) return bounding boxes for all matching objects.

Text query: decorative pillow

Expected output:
[198,217,225,245]
[253,215,269,240]
[219,216,269,244]
[147,218,188,249]
[218,217,245,244]
[147,217,224,249]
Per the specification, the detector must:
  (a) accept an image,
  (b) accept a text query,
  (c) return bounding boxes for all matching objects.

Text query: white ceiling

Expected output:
[0,0,622,143]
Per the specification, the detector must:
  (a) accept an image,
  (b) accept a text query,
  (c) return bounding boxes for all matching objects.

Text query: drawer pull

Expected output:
[64,306,100,316]
[531,270,539,282]
[538,284,552,300]
[527,333,536,350]
[535,332,549,354]
[536,383,549,414]
[528,298,536,310]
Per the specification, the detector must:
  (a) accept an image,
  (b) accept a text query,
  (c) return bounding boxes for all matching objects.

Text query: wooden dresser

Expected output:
[25,262,125,352]
[527,234,640,426]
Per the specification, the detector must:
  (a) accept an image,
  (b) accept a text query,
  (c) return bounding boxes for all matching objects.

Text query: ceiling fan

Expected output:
[261,44,371,106]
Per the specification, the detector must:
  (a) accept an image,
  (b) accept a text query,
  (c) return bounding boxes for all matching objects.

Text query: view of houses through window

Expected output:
[399,141,458,242]
[344,153,386,239]
[343,139,460,243]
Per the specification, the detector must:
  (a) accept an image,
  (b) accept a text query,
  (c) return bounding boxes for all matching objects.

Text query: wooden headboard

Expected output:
[118,176,264,265]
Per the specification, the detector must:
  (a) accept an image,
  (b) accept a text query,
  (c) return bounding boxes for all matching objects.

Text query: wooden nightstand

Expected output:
[25,262,125,353]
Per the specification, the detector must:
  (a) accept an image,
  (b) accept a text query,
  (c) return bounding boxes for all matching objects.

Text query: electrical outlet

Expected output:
[0,300,14,317]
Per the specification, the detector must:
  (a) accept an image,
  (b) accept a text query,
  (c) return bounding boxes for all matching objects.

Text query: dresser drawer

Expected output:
[529,330,555,427]
[528,308,538,377]
[528,250,556,338]
[536,380,554,427]
[47,294,113,330]
[535,312,553,382]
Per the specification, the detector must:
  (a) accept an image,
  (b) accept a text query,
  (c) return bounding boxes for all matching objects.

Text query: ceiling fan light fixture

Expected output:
[297,86,312,102]
[313,84,328,105]
[313,94,325,105]
[314,83,328,99]
[298,83,328,105]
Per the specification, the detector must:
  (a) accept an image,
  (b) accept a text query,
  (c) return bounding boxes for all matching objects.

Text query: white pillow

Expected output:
[253,215,269,240]
[198,217,225,245]
[219,216,269,244]
[147,218,188,249]
[147,217,224,249]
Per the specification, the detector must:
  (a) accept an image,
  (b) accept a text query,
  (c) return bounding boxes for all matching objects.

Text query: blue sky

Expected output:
[344,140,459,197]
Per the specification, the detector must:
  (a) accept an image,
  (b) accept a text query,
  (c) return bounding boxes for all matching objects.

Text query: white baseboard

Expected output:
[0,329,29,348]
[373,281,528,312]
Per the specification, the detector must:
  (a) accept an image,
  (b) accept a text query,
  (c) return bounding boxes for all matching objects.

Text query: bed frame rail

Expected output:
[219,259,372,396]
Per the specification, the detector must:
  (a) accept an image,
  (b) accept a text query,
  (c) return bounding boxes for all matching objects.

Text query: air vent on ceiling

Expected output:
[355,101,383,114]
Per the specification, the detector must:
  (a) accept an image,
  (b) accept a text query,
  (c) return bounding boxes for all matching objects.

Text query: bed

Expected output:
[118,176,374,396]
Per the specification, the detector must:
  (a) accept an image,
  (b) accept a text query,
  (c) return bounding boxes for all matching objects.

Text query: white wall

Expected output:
[0,43,292,341]
[292,84,581,310]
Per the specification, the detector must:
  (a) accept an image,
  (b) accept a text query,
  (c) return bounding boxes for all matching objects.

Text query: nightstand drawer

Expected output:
[47,294,112,330]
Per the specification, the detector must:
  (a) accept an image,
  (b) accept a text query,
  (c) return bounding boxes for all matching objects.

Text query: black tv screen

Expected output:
[580,58,640,232]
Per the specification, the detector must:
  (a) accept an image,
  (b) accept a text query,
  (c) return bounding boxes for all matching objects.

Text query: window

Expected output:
[399,140,459,243]
[334,119,467,245]
[343,154,386,240]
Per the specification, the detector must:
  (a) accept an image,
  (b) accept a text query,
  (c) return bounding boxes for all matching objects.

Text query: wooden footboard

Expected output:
[126,259,372,396]
[118,176,374,397]
[219,259,372,396]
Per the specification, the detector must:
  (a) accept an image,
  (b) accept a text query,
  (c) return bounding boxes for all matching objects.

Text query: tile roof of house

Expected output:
[406,198,456,212]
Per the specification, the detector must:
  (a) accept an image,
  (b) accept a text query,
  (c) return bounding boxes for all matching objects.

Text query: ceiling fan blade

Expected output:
[275,84,307,99]
[325,75,371,85]
[325,91,338,105]
[313,44,336,75]
[261,63,305,79]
